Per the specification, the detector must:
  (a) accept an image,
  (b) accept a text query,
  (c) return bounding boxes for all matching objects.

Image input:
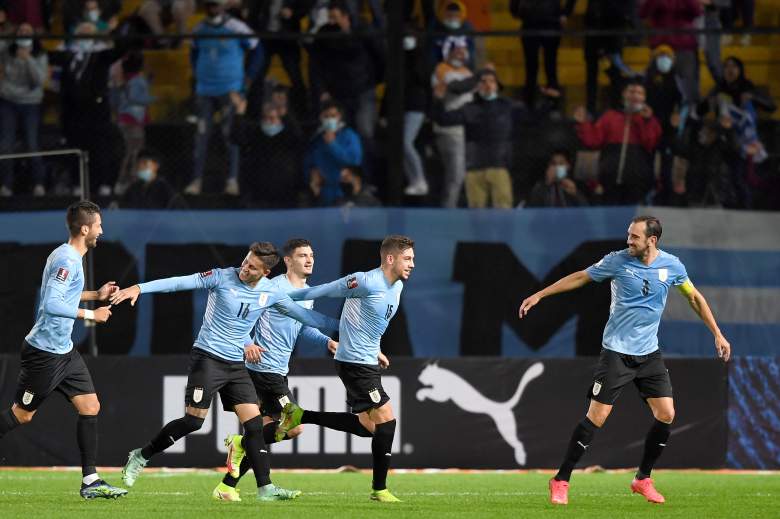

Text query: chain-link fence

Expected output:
[1,0,779,211]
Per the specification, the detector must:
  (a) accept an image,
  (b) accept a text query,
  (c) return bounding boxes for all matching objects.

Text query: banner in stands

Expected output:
[0,356,728,469]
[0,207,777,357]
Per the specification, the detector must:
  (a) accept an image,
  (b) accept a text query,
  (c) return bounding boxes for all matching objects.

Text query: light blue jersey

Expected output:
[289,268,403,365]
[138,268,339,363]
[586,249,689,356]
[25,244,84,354]
[246,274,331,376]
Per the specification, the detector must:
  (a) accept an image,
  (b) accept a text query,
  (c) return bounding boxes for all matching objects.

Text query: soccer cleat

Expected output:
[549,478,569,505]
[276,402,304,442]
[257,484,302,501]
[631,478,665,504]
[224,434,245,478]
[80,480,128,500]
[212,482,241,502]
[122,448,149,487]
[370,489,401,502]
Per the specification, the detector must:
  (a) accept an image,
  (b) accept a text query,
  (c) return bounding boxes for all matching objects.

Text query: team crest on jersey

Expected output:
[258,293,269,306]
[347,276,358,290]
[658,268,668,282]
[199,270,213,278]
[592,381,602,396]
[368,388,381,403]
[192,387,204,403]
[55,267,69,282]
[22,390,34,405]
[278,395,291,407]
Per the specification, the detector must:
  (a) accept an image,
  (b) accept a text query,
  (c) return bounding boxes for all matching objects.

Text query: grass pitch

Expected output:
[0,469,778,519]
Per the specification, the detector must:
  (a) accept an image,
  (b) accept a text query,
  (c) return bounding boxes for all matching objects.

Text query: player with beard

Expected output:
[519,215,731,506]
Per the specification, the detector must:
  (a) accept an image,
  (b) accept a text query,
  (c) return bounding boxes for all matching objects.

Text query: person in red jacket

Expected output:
[640,0,703,108]
[574,80,662,205]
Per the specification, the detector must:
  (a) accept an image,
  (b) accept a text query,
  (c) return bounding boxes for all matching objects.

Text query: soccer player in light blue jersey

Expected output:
[213,238,339,501]
[519,216,732,506]
[276,235,414,503]
[110,242,339,501]
[0,201,127,499]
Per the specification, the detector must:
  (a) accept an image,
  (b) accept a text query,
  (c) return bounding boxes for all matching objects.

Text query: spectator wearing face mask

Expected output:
[304,100,363,206]
[70,0,110,33]
[183,0,262,197]
[0,23,47,197]
[526,150,589,207]
[644,44,684,205]
[338,166,380,207]
[120,149,178,208]
[401,28,429,196]
[429,1,475,70]
[433,67,515,209]
[431,37,473,207]
[230,98,304,208]
[574,80,662,205]
[50,21,129,196]
[114,51,155,196]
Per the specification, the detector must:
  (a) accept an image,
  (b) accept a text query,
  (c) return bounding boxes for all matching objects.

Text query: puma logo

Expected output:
[416,362,544,466]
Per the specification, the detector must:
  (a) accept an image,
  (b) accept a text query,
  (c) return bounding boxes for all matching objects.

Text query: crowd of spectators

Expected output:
[0,0,776,210]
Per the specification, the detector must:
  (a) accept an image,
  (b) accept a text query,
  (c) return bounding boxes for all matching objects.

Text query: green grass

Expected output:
[0,470,779,518]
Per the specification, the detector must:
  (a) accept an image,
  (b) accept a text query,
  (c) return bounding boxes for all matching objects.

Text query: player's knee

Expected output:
[81,400,100,416]
[287,425,304,438]
[182,413,206,432]
[655,408,675,424]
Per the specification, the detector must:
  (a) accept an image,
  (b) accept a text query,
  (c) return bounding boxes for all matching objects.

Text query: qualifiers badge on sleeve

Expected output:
[347,276,358,290]
[55,267,69,282]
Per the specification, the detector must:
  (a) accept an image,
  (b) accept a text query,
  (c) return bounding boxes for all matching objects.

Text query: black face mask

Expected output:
[339,182,355,195]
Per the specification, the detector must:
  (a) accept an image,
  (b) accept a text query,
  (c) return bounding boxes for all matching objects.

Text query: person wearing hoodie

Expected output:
[428,1,475,70]
[433,68,515,209]
[304,100,363,206]
[0,23,47,197]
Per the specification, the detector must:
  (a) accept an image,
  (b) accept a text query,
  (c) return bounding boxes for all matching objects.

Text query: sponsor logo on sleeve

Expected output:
[55,267,69,282]
[347,276,358,290]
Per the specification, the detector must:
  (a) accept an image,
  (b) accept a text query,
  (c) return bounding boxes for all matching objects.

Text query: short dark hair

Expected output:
[136,148,161,165]
[320,99,342,115]
[622,78,645,92]
[66,201,101,236]
[249,241,280,270]
[380,235,414,258]
[282,238,312,257]
[549,149,571,164]
[631,215,662,240]
[328,0,348,14]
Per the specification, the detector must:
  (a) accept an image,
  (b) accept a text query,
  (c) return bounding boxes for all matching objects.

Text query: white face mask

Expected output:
[16,38,33,48]
[656,55,673,74]
[87,10,100,22]
[555,165,568,180]
[403,36,416,51]
[449,58,463,68]
[443,19,462,30]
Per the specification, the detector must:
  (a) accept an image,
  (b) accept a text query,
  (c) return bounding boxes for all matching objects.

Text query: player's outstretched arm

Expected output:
[288,273,369,301]
[275,297,340,334]
[518,270,591,319]
[110,271,218,306]
[80,281,119,302]
[299,326,337,354]
[678,283,731,362]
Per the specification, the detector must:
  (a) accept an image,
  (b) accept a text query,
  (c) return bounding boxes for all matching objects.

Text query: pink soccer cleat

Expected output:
[549,478,569,505]
[631,478,665,504]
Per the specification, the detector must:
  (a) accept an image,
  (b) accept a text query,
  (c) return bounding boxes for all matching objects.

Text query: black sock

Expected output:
[77,415,98,477]
[141,414,204,460]
[555,418,598,482]
[0,408,21,438]
[264,421,281,444]
[223,456,252,488]
[243,416,271,488]
[371,420,396,491]
[302,410,373,437]
[637,419,671,479]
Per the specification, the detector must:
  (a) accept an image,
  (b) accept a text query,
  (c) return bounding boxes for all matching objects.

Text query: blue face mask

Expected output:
[261,122,284,137]
[480,91,498,101]
[656,55,673,74]
[321,117,340,132]
[137,168,153,183]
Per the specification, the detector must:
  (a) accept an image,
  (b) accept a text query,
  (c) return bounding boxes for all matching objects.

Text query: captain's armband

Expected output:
[676,279,696,297]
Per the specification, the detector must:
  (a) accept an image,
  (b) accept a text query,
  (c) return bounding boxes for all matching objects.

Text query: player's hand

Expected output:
[573,105,587,123]
[715,334,731,362]
[110,284,141,306]
[93,305,112,323]
[244,343,266,364]
[97,281,119,301]
[560,177,578,195]
[327,339,338,355]
[640,104,654,119]
[518,293,541,319]
[378,352,390,369]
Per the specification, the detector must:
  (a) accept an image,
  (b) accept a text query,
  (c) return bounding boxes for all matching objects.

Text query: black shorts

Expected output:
[335,360,390,414]
[248,370,295,418]
[185,348,258,412]
[14,341,96,411]
[590,348,673,405]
